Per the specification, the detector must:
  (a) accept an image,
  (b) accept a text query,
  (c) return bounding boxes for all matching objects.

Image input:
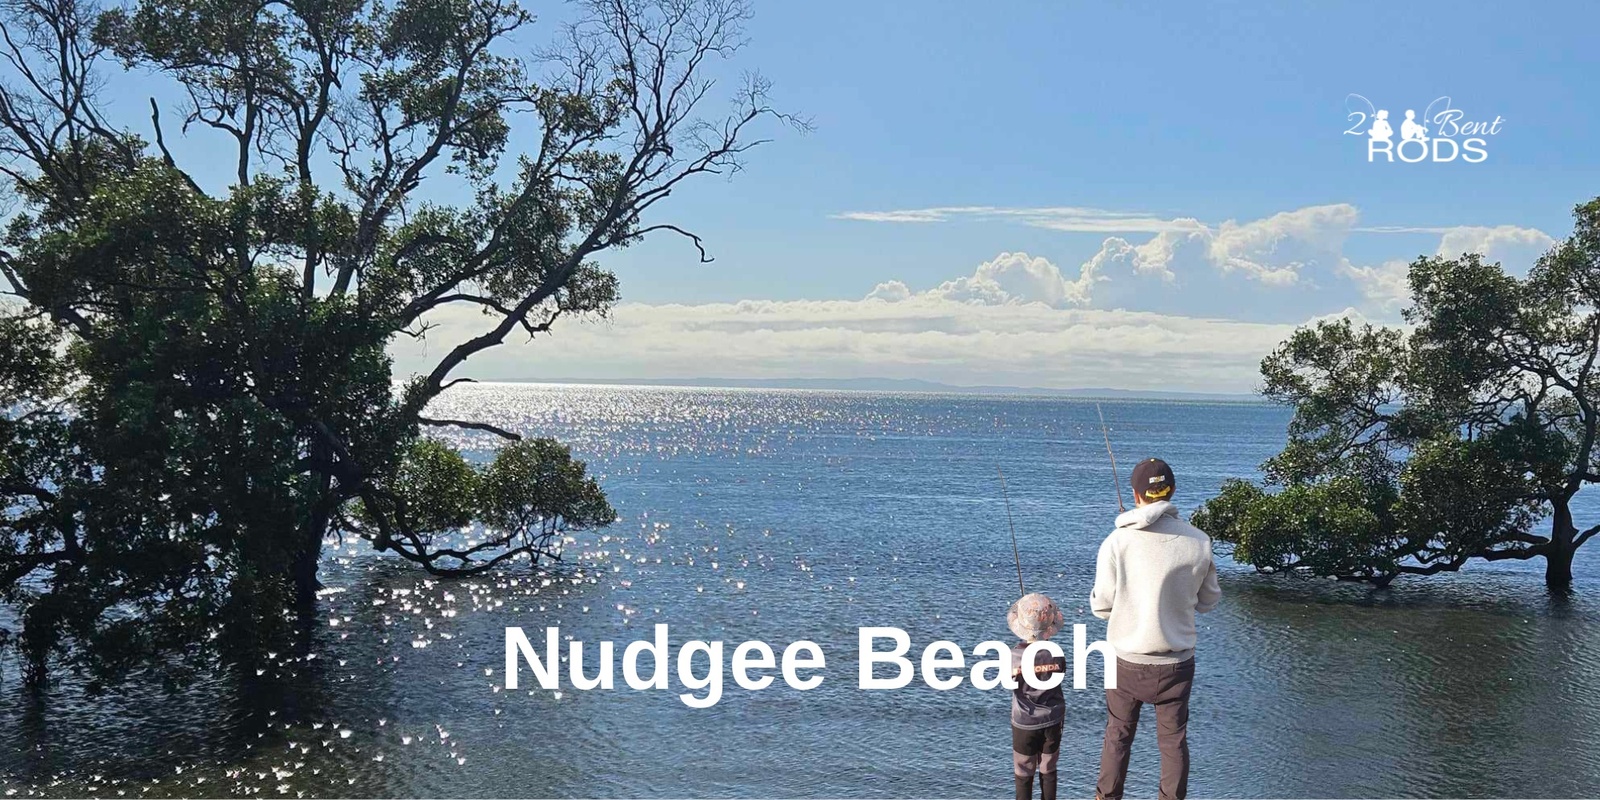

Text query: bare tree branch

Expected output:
[417,416,521,441]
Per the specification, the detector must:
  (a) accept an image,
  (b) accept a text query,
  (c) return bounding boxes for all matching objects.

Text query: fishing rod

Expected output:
[1096,403,1126,512]
[997,466,1026,596]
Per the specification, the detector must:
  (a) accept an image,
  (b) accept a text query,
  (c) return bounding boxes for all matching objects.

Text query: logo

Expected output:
[1344,95,1504,163]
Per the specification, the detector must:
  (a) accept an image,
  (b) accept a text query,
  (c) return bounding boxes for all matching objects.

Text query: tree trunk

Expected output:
[292,467,333,612]
[291,538,323,610]
[291,530,325,611]
[1548,500,1576,594]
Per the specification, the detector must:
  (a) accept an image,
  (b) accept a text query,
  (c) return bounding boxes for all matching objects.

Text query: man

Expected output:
[1090,457,1222,800]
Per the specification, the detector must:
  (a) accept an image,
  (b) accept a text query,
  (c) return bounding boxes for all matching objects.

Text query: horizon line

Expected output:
[418,376,1272,403]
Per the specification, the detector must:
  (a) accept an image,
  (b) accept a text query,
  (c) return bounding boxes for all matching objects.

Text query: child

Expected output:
[1007,592,1067,800]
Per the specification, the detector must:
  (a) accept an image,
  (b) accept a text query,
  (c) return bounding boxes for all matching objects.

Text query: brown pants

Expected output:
[1096,657,1195,800]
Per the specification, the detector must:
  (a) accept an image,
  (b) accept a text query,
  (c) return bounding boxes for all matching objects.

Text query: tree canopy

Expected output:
[0,0,788,687]
[1195,197,1600,593]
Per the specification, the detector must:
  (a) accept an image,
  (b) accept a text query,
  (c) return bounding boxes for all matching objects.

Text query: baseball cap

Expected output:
[1131,457,1175,503]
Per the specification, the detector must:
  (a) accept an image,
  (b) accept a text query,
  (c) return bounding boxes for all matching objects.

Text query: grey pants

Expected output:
[1012,721,1062,777]
[1096,657,1195,800]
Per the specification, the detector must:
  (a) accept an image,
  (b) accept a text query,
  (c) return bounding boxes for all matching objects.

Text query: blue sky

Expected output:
[82,1,1600,391]
[590,0,1600,304]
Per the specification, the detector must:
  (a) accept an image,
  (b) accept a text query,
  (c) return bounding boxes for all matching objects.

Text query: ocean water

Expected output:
[3,385,1599,798]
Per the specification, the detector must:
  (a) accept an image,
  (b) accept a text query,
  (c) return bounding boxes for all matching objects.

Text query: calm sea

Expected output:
[3,385,1598,798]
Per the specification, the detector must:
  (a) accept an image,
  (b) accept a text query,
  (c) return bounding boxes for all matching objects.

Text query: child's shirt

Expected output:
[1007,641,1067,729]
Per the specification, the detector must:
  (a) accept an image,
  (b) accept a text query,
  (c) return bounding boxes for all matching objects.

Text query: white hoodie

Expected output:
[1090,500,1222,664]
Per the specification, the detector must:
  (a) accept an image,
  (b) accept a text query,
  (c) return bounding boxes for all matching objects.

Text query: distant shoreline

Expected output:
[457,377,1270,404]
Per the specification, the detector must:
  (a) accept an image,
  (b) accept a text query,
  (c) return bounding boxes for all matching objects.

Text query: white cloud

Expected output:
[1065,204,1364,317]
[864,204,1362,300]
[1207,204,1360,286]
[864,279,912,302]
[1081,232,1194,286]
[387,205,1560,394]
[1065,204,1360,294]
[1340,225,1556,316]
[833,209,953,223]
[839,205,1552,301]
[1338,259,1411,316]
[392,292,1301,393]
[844,204,1554,322]
[833,205,1207,234]
[1434,225,1556,267]
[921,251,1096,308]
[849,205,1366,319]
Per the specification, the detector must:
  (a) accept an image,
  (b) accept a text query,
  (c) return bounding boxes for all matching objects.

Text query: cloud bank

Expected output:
[832,205,1202,234]
[390,204,1557,394]
[846,204,1554,322]
[392,294,1310,394]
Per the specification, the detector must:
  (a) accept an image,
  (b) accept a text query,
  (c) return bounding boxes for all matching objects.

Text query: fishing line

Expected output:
[997,466,1026,596]
[1096,403,1126,513]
